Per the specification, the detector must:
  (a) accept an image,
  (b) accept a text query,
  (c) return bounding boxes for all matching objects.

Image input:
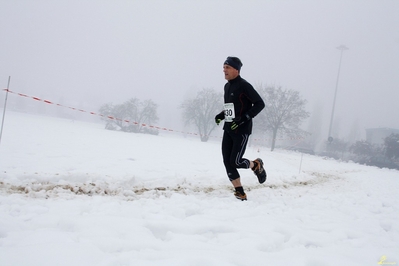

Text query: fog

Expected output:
[1,0,398,141]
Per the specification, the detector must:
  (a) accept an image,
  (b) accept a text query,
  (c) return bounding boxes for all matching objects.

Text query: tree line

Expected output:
[322,133,399,170]
[99,85,310,150]
[98,85,399,169]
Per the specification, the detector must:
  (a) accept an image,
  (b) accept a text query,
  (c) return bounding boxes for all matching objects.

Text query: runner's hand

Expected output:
[231,114,251,130]
[215,112,224,125]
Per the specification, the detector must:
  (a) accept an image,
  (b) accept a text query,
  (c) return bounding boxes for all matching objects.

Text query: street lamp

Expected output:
[328,45,348,142]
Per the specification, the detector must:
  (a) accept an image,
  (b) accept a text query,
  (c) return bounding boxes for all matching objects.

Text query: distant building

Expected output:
[365,128,399,145]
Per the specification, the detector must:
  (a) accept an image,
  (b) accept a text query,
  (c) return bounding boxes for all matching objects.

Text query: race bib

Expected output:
[224,103,235,122]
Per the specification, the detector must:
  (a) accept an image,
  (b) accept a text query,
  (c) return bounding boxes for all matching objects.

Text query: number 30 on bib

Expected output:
[224,103,235,122]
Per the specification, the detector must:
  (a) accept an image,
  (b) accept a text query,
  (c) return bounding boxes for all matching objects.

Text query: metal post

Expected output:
[0,76,11,146]
[327,45,348,142]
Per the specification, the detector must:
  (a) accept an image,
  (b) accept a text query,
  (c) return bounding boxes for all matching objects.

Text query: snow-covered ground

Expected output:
[0,111,398,266]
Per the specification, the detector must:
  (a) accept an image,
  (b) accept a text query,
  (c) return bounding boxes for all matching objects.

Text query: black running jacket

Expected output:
[217,75,265,134]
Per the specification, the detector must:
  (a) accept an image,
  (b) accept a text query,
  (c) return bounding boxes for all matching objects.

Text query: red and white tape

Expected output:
[2,88,304,143]
[2,89,203,137]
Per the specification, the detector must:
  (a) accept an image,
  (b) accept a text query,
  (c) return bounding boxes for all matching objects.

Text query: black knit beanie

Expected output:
[224,56,243,71]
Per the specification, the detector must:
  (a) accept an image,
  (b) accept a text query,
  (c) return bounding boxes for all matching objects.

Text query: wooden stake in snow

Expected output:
[299,153,304,174]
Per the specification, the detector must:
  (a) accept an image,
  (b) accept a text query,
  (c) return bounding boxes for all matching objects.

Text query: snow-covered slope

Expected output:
[0,111,398,266]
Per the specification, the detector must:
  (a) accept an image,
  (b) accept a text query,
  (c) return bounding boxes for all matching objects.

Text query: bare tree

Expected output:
[99,98,159,134]
[256,85,310,151]
[135,99,159,133]
[181,88,222,142]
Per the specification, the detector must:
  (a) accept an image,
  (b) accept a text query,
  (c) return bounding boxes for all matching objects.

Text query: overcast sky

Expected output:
[1,0,398,140]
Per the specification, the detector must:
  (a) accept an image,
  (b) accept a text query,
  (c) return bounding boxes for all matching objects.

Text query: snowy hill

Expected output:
[0,111,398,266]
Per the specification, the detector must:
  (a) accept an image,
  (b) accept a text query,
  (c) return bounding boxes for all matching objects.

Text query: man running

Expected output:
[215,56,266,201]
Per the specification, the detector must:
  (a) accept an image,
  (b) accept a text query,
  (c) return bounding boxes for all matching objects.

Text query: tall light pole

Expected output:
[328,45,348,142]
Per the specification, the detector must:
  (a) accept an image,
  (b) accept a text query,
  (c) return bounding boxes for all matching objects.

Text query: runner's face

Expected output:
[223,64,239,81]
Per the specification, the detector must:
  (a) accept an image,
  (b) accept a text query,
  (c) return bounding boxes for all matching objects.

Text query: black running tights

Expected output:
[221,131,251,181]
